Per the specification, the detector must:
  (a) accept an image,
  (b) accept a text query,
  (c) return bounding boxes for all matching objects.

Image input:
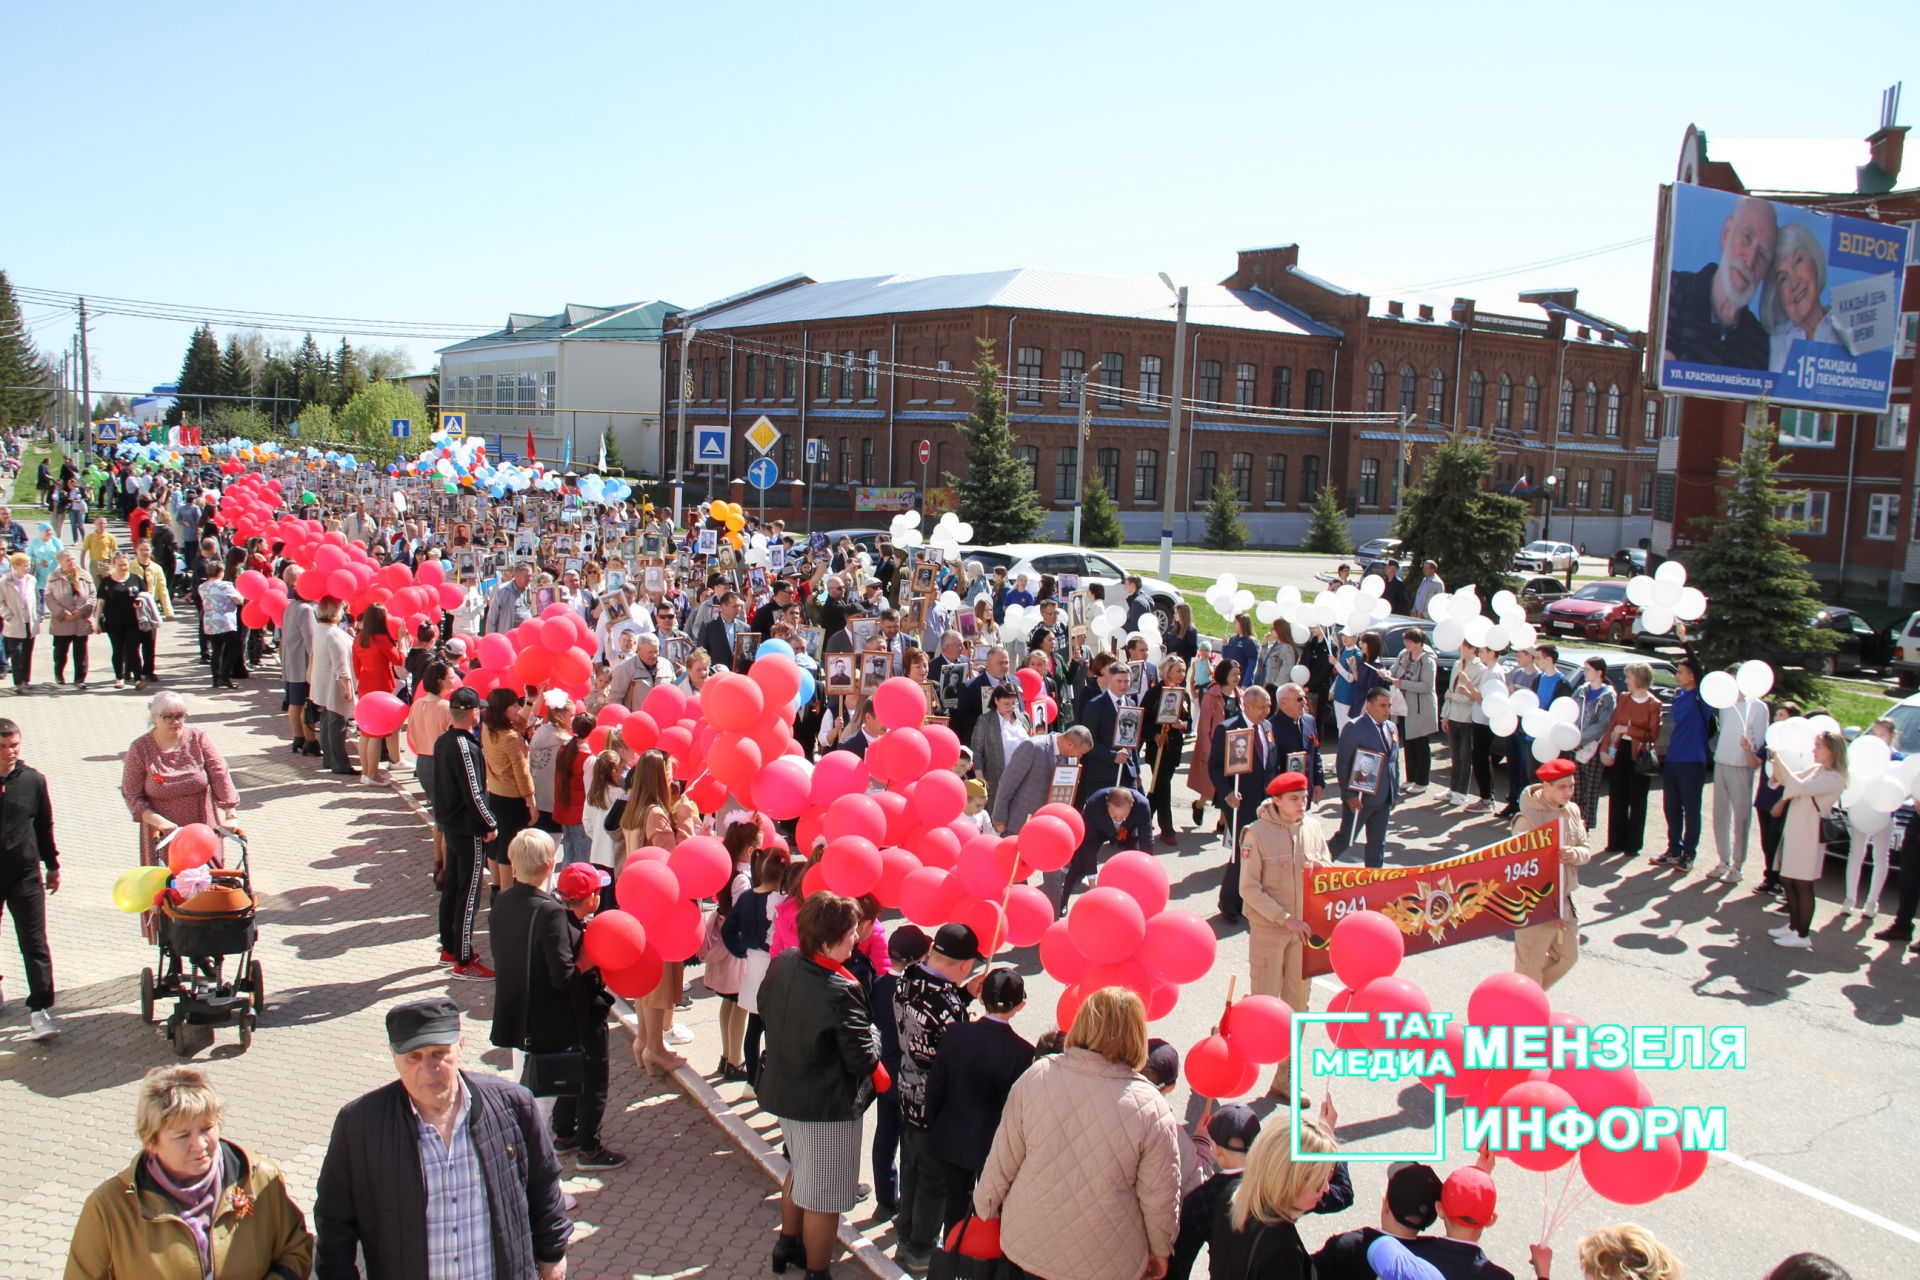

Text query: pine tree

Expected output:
[1684,415,1834,697]
[293,334,329,407]
[219,334,253,400]
[602,422,623,470]
[168,324,223,427]
[0,271,50,429]
[1081,474,1125,547]
[946,338,1046,543]
[331,338,364,407]
[1302,482,1354,554]
[1203,480,1249,550]
[1391,431,1527,596]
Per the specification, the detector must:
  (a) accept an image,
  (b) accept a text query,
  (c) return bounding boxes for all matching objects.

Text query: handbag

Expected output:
[516,914,588,1098]
[1819,806,1849,847]
[1635,744,1662,777]
[929,1216,1011,1280]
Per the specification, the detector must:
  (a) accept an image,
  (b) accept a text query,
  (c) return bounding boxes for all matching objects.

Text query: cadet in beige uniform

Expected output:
[1240,770,1333,1098]
[1510,757,1594,990]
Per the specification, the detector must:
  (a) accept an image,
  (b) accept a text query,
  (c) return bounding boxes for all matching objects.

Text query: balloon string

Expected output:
[1543,1162,1582,1244]
[1546,1186,1595,1243]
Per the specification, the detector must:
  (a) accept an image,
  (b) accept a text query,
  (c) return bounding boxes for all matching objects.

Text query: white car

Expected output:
[1513,540,1580,574]
[958,544,1182,629]
[1894,611,1920,688]
[1355,537,1402,561]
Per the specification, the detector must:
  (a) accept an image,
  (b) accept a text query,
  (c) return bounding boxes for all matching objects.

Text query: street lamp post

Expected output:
[671,324,697,527]
[1156,274,1189,580]
[1542,473,1559,540]
[1071,366,1093,544]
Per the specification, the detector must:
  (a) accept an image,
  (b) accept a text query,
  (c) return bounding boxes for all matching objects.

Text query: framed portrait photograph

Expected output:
[605,569,628,592]
[746,567,769,595]
[1128,663,1151,700]
[1286,750,1309,778]
[1114,705,1145,751]
[769,544,787,572]
[849,618,880,653]
[808,531,830,555]
[859,653,891,691]
[513,532,536,558]
[825,652,857,695]
[909,561,939,595]
[797,626,824,661]
[564,557,584,576]
[697,529,719,556]
[455,550,478,577]
[532,587,557,614]
[901,598,927,637]
[664,636,695,669]
[1222,727,1255,777]
[937,661,969,710]
[643,565,666,594]
[733,631,762,667]
[1154,687,1185,725]
[1349,749,1384,797]
[1047,763,1082,807]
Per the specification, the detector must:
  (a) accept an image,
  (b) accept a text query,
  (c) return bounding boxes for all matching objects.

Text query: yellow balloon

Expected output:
[112,864,170,913]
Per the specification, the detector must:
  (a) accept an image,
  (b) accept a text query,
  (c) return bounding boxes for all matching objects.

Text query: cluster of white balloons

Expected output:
[1425,585,1538,657]
[1698,660,1775,710]
[1628,560,1708,636]
[886,509,975,552]
[1840,728,1920,815]
[1488,684,1584,764]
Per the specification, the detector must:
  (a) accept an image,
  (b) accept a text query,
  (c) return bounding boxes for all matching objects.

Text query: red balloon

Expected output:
[166,823,222,874]
[595,704,630,728]
[657,726,696,773]
[810,749,871,806]
[1551,1062,1643,1118]
[1032,802,1086,846]
[1067,886,1146,964]
[871,789,915,846]
[1014,667,1044,702]
[749,654,803,711]
[754,757,813,820]
[911,770,967,828]
[1581,1135,1681,1206]
[582,910,648,970]
[1495,1080,1581,1172]
[1039,918,1092,984]
[707,732,763,792]
[668,835,732,898]
[621,710,660,754]
[1185,1034,1255,1099]
[1015,815,1075,872]
[870,726,931,783]
[922,723,962,772]
[873,676,929,730]
[514,645,554,684]
[354,691,407,738]
[437,581,465,611]
[1669,1145,1709,1194]
[874,848,924,907]
[702,672,765,733]
[1329,910,1405,992]
[1421,1026,1475,1097]
[551,647,591,687]
[327,568,358,600]
[1353,976,1432,1052]
[1003,884,1054,946]
[539,617,575,654]
[239,602,270,630]
[1055,983,1087,1033]
[953,898,1007,954]
[898,867,956,927]
[416,560,445,585]
[823,793,887,845]
[586,727,610,754]
[954,838,1008,899]
[1140,910,1215,985]
[1097,850,1169,917]
[475,634,515,670]
[614,860,682,926]
[907,825,961,871]
[641,682,688,726]
[1220,996,1293,1066]
[650,897,706,961]
[295,569,329,601]
[822,836,883,896]
[686,773,727,812]
[1468,972,1552,1031]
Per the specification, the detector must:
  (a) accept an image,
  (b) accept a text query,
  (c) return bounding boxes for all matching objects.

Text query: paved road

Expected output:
[1109,548,1619,595]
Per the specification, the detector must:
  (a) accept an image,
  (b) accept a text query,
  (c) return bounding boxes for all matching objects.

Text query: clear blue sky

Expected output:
[7,1,1916,398]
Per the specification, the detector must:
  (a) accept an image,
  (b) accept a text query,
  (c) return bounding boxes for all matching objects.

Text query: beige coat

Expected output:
[1511,784,1595,895]
[1775,762,1843,881]
[974,1047,1181,1280]
[46,572,97,638]
[1240,798,1333,930]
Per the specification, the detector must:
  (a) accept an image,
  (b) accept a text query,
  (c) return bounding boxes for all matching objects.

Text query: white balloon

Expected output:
[1808,714,1842,737]
[1256,601,1284,625]
[1088,612,1112,637]
[1655,559,1688,586]
[1766,717,1812,751]
[1233,590,1256,615]
[1426,592,1453,621]
[1482,690,1511,714]
[1359,574,1385,599]
[1522,708,1552,739]
[1639,605,1675,635]
[1550,696,1580,723]
[1002,605,1028,635]
[1651,579,1683,609]
[1735,660,1774,698]
[1550,720,1581,751]
[1485,623,1511,651]
[1533,735,1563,764]
[1489,712,1519,738]
[1290,664,1310,684]
[1699,670,1739,709]
[1314,590,1337,612]
[1508,622,1539,651]
[1848,734,1892,779]
[898,529,923,548]
[1369,597,1392,619]
[1217,574,1239,597]
[1433,619,1464,650]
[1336,584,1360,608]
[1898,755,1920,788]
[938,591,964,612]
[1462,615,1492,648]
[1347,608,1373,632]
[1509,688,1541,713]
[1675,587,1708,621]
[1277,585,1301,607]
[1455,588,1482,616]
[1290,624,1311,645]
[1626,576,1655,607]
[952,522,974,542]
[1138,613,1161,633]
[1491,590,1520,619]
[1104,605,1127,628]
[1863,774,1908,814]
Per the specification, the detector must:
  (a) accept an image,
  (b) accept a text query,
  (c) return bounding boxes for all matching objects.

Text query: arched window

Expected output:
[1605,385,1622,437]
[1466,370,1485,427]
[1398,364,1418,418]
[1365,362,1386,412]
[1426,368,1447,425]
[1523,377,1541,432]
[1558,379,1574,431]
[1583,381,1599,435]
[1496,374,1513,431]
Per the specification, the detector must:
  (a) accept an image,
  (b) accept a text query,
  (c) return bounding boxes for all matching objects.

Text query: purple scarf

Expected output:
[145,1150,223,1280]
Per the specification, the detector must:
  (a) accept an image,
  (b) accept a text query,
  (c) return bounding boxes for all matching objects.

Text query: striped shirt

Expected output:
[412,1080,495,1280]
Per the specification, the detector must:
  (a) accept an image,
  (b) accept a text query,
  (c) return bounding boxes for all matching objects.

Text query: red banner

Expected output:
[1300,823,1566,976]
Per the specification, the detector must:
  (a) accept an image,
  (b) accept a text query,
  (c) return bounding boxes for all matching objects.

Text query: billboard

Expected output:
[1655,182,1909,414]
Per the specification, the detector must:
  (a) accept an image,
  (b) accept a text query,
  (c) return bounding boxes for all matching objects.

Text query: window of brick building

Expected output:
[1642,400,1659,441]
[1097,447,1120,498]
[1598,468,1616,510]
[1359,458,1380,507]
[815,357,832,401]
[1272,366,1293,409]
[1235,363,1257,406]
[837,350,854,400]
[1134,448,1158,502]
[1496,374,1513,431]
[1605,385,1621,437]
[1199,360,1222,402]
[1100,353,1124,406]
[1640,471,1654,513]
[1467,371,1485,428]
[1779,409,1835,447]
[1055,447,1078,501]
[1365,362,1386,412]
[1866,493,1900,539]
[743,355,758,401]
[1523,377,1541,432]
[1301,454,1320,502]
[700,358,713,401]
[1583,381,1598,435]
[1230,452,1253,502]
[1558,379,1574,431]
[837,436,849,484]
[1059,350,1086,405]
[860,437,875,483]
[1398,365,1418,418]
[1875,404,1908,450]
[1266,453,1288,504]
[1778,490,1829,536]
[863,350,880,400]
[1196,450,1218,498]
[1016,347,1044,402]
[1427,369,1447,425]
[1014,444,1039,483]
[1575,467,1591,508]
[1305,369,1325,411]
[1140,355,1164,405]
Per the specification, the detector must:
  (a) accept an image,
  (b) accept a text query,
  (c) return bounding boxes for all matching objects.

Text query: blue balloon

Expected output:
[756,638,795,660]
[489,485,506,499]
[796,669,816,707]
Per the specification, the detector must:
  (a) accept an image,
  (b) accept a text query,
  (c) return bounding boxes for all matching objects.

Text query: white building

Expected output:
[436,300,678,472]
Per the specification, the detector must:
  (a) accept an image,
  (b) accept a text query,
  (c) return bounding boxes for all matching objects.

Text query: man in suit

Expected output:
[697,591,746,672]
[991,726,1093,834]
[1076,660,1139,800]
[1269,682,1326,802]
[1061,786,1153,906]
[949,646,1010,748]
[1208,686,1280,922]
[924,969,1035,1236]
[875,607,915,676]
[1333,686,1401,869]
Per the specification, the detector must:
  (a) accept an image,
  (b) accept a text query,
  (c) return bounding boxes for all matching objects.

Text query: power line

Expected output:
[1391,236,1653,294]
[13,285,492,341]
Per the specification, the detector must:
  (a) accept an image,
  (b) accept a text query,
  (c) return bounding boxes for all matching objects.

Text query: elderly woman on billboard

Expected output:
[1764,220,1849,369]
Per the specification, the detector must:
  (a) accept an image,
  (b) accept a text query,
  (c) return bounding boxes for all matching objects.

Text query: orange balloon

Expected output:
[726,531,743,549]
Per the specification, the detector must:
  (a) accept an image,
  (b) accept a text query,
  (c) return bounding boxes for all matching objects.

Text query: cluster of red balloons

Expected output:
[1183,994,1299,1099]
[1040,851,1218,1031]
[1312,910,1706,1208]
[580,832,736,998]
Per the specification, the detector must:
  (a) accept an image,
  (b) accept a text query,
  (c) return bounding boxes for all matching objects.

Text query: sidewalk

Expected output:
[0,570,795,1280]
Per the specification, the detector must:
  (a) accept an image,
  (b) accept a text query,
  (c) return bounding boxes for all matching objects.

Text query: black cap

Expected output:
[931,922,983,963]
[1207,1103,1261,1152]
[981,969,1026,1012]
[887,923,931,965]
[1385,1162,1444,1232]
[1143,1038,1180,1087]
[448,687,482,712]
[387,996,462,1053]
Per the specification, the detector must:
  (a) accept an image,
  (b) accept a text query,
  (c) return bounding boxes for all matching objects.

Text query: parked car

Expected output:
[1894,611,1920,688]
[1513,540,1580,575]
[958,543,1182,629]
[1517,575,1572,622]
[1609,547,1649,577]
[819,528,891,561]
[1539,580,1640,643]
[1795,607,1895,676]
[1551,647,1680,702]
[1355,537,1402,562]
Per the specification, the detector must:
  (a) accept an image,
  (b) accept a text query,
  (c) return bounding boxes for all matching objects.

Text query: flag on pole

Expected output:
[563,432,573,470]
[596,427,607,473]
[525,425,537,462]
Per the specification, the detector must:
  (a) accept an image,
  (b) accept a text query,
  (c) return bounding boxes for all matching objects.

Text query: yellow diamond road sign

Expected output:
[746,415,781,455]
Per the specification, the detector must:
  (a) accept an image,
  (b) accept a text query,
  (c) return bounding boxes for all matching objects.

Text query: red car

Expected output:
[1539,580,1640,643]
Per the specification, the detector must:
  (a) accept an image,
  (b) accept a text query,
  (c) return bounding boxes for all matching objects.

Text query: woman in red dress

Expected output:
[350,603,406,784]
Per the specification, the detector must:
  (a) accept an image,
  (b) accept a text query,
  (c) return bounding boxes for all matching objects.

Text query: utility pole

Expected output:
[77,299,92,438]
[671,325,697,526]
[1395,412,1413,516]
[1156,277,1188,580]
[1071,368,1092,544]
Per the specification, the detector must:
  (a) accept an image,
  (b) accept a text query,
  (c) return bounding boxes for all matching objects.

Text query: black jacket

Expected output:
[756,949,882,1123]
[699,616,738,672]
[432,728,495,839]
[314,1073,571,1280]
[1208,714,1280,813]
[925,1016,1033,1172]
[490,884,581,1055]
[0,762,58,880]
[1207,1195,1310,1279]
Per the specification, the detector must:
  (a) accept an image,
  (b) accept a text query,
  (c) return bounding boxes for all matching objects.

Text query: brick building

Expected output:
[663,252,1656,551]
[1651,116,1920,604]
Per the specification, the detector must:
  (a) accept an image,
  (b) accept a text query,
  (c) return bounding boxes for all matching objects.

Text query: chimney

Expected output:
[1417,304,1435,323]
[1386,300,1404,319]
[1451,298,1476,326]
[1860,125,1908,193]
[1518,287,1579,311]
[1225,244,1300,291]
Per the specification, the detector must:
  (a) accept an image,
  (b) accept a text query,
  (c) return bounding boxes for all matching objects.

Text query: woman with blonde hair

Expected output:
[481,688,535,891]
[621,748,698,1073]
[66,1065,313,1279]
[1769,728,1847,949]
[1207,1120,1337,1277]
[974,986,1181,1280]
[1531,1221,1682,1279]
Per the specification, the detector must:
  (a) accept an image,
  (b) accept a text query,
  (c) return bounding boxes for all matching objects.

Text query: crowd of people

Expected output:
[3,438,1889,1278]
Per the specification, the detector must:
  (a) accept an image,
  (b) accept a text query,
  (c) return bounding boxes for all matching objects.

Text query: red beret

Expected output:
[1536,758,1576,782]
[1266,771,1310,796]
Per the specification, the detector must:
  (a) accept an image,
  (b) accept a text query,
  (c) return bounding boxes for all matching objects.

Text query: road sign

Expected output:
[805,439,819,465]
[390,418,411,439]
[439,411,466,437]
[746,415,781,454]
[917,438,930,465]
[694,425,730,466]
[747,457,780,490]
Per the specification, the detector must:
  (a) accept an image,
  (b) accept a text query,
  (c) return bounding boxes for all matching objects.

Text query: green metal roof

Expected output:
[438,299,677,353]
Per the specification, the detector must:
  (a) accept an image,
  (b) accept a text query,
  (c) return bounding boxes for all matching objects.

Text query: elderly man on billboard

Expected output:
[1664,195,1778,371]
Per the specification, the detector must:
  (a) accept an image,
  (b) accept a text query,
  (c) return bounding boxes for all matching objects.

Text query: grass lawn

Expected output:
[1808,678,1901,729]
[10,446,59,505]
[1167,573,1234,636]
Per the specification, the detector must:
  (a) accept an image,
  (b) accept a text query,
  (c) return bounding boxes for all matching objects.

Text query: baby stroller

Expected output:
[139,831,265,1055]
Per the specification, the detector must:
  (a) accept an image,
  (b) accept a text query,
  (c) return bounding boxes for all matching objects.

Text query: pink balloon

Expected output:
[873,676,929,730]
[871,789,915,846]
[614,860,682,926]
[650,897,706,962]
[1140,910,1216,985]
[475,633,516,671]
[1496,1080,1581,1172]
[810,750,870,806]
[1581,1135,1681,1206]
[1004,884,1054,946]
[750,654,803,711]
[953,898,1007,954]
[706,732,763,792]
[1669,1145,1709,1194]
[1033,802,1086,846]
[1468,972,1552,1031]
[641,682,688,726]
[1223,995,1294,1065]
[907,825,961,871]
[754,757,814,820]
[702,672,765,733]
[1067,886,1146,964]
[1352,975,1431,1052]
[898,867,958,927]
[1016,815,1075,872]
[327,568,358,600]
[911,769,967,829]
[953,839,1007,899]
[1328,910,1405,991]
[870,726,931,783]
[668,835,732,898]
[539,617,575,654]
[436,581,465,611]
[1185,1034,1257,1100]
[416,560,445,585]
[1097,849,1169,917]
[1039,918,1093,984]
[354,691,407,738]
[874,848,924,907]
[1551,1061,1643,1118]
[823,792,887,846]
[822,836,883,897]
[922,723,962,772]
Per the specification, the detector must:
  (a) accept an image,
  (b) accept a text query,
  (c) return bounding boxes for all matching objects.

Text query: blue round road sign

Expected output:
[747,457,780,490]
